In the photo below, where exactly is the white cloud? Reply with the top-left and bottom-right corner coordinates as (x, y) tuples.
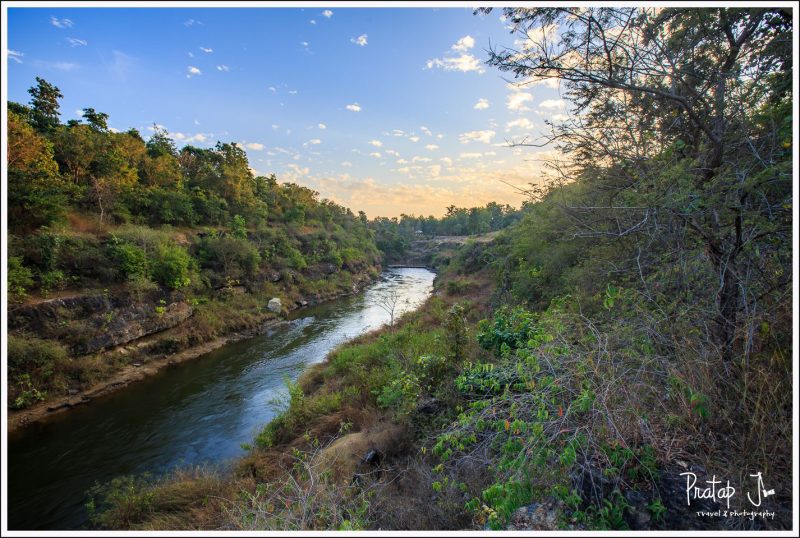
(459, 129), (495, 144)
(539, 99), (566, 110)
(184, 19), (203, 27)
(287, 163), (310, 176)
(50, 17), (73, 29)
(426, 54), (484, 74)
(7, 50), (24, 63)
(346, 103), (362, 112)
(426, 35), (484, 74)
(268, 86), (277, 93)
(369, 152), (382, 158)
(391, 129), (405, 137)
(187, 65), (202, 78)
(408, 136), (420, 143)
(300, 41), (309, 48)
(427, 164), (442, 177)
(425, 144), (439, 151)
(452, 35), (475, 52)
(245, 142), (264, 150)
(188, 51), (194, 58)
(66, 38), (87, 47)
(272, 124), (280, 130)
(396, 158), (409, 164)
(318, 123), (327, 129)
(420, 126), (432, 136)
(506, 117), (534, 131)
(507, 92), (533, 112)
(305, 139), (322, 146)
(322, 9), (333, 18)
(440, 157), (453, 166)
(351, 34), (368, 47)
(310, 19), (317, 25)
(341, 161), (353, 167)
(289, 90), (298, 95)
(199, 47), (213, 53)
(172, 132), (210, 144)
(368, 140), (383, 148)
(51, 62), (78, 71)
(473, 98), (489, 110)
(412, 156), (431, 164)
(546, 113), (569, 122)
(216, 64), (229, 72)
(385, 149), (400, 157)
(459, 152), (483, 159)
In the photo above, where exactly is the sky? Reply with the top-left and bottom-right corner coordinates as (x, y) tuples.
(5, 5), (568, 218)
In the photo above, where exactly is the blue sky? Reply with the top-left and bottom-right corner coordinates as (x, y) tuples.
(6, 6), (568, 217)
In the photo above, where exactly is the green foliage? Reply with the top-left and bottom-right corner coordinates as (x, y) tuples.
(376, 370), (420, 415)
(8, 256), (34, 303)
(476, 306), (539, 355)
(7, 335), (68, 408)
(151, 243), (193, 289)
(11, 374), (47, 409)
(108, 237), (148, 278)
(86, 474), (156, 528)
(231, 214), (248, 239)
(28, 77), (63, 133)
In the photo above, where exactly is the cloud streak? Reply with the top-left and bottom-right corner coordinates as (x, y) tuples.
(7, 50), (24, 63)
(50, 17), (73, 29)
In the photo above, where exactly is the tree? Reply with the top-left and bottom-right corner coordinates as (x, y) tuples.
(375, 287), (403, 328)
(482, 7), (792, 363)
(146, 124), (177, 158)
(7, 111), (67, 229)
(27, 77), (63, 133)
(82, 108), (110, 131)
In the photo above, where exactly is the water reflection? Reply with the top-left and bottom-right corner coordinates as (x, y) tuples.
(7, 268), (435, 530)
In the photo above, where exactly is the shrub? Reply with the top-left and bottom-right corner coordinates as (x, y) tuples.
(39, 269), (66, 294)
(196, 234), (260, 280)
(108, 237), (148, 278)
(8, 256), (34, 302)
(152, 243), (193, 289)
(7, 334), (69, 374)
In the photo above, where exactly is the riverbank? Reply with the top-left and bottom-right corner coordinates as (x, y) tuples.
(8, 267), (437, 531)
(8, 266), (381, 434)
(85, 261), (494, 531)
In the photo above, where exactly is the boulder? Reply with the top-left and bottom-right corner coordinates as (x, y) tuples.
(267, 297), (282, 313)
(317, 424), (406, 482)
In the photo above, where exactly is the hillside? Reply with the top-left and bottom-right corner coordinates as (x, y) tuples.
(7, 80), (382, 421)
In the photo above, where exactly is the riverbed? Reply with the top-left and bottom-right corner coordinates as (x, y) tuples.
(7, 267), (436, 530)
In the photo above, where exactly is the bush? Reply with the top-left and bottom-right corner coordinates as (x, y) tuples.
(152, 244), (193, 289)
(39, 269), (66, 294)
(108, 237), (148, 278)
(7, 334), (69, 374)
(8, 256), (34, 302)
(196, 234), (260, 280)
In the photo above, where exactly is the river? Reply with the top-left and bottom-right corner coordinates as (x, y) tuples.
(7, 267), (436, 530)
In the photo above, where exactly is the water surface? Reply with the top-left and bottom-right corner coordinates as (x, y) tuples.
(8, 268), (435, 530)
